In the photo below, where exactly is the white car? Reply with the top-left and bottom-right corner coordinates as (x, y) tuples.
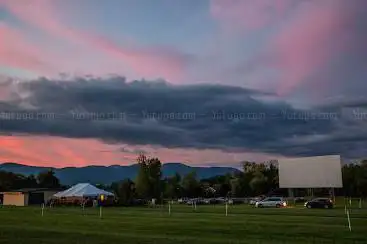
(249, 197), (262, 205)
(255, 197), (287, 208)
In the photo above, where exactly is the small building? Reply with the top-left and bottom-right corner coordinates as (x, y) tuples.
(1, 188), (62, 206)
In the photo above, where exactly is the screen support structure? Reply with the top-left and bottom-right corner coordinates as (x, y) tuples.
(288, 188), (294, 198)
(306, 188), (314, 198)
(330, 188), (336, 204)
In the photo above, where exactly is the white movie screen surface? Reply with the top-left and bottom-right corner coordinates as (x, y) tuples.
(278, 155), (343, 188)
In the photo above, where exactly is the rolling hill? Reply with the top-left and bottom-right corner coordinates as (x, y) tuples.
(0, 162), (241, 185)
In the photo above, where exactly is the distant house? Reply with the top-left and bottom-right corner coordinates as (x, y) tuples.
(0, 188), (62, 206)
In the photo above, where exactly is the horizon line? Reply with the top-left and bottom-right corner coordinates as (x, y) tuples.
(0, 162), (243, 169)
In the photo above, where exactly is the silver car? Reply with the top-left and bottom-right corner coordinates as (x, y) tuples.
(255, 197), (287, 208)
(249, 197), (262, 205)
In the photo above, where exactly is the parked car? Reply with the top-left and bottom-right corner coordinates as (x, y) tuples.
(294, 197), (306, 203)
(215, 197), (226, 204)
(186, 198), (204, 205)
(255, 197), (287, 208)
(186, 199), (196, 205)
(249, 197), (261, 205)
(178, 198), (190, 204)
(249, 195), (265, 205)
(304, 198), (333, 209)
(229, 198), (245, 204)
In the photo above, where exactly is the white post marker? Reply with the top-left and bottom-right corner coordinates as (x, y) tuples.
(41, 203), (45, 217)
(346, 209), (352, 232)
(194, 201), (197, 211)
(226, 202), (228, 216)
(168, 201), (171, 216)
(359, 199), (362, 209)
(349, 198), (352, 206)
(344, 205), (347, 214)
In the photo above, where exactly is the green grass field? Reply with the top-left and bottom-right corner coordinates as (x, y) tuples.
(1, 203), (366, 244)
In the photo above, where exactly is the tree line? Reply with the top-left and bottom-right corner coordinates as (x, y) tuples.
(1, 156), (366, 206)
(0, 170), (61, 191)
(110, 156), (367, 205)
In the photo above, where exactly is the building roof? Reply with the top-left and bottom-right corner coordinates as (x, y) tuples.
(1, 188), (64, 193)
(53, 183), (114, 198)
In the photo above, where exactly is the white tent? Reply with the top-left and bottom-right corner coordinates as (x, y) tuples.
(53, 183), (114, 198)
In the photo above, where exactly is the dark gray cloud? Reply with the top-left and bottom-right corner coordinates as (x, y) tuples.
(0, 76), (366, 159)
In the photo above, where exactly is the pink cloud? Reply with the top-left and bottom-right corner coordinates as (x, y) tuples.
(210, 0), (366, 99)
(83, 35), (191, 81)
(1, 0), (190, 81)
(0, 136), (124, 167)
(248, 0), (366, 96)
(270, 2), (348, 96)
(0, 135), (280, 167)
(210, 0), (293, 32)
(0, 23), (52, 74)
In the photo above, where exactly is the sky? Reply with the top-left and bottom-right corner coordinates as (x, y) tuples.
(0, 0), (366, 168)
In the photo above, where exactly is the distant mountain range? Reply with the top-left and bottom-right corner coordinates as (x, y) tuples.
(0, 162), (241, 185)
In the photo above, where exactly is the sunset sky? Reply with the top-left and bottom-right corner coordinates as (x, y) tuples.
(0, 0), (366, 167)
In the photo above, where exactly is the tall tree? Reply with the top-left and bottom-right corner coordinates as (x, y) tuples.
(135, 154), (162, 199)
(249, 171), (268, 196)
(116, 179), (135, 206)
(37, 170), (60, 188)
(182, 171), (201, 197)
(147, 157), (162, 199)
(230, 178), (242, 197)
(164, 173), (182, 199)
(0, 171), (21, 191)
(135, 154), (150, 199)
(24, 174), (38, 188)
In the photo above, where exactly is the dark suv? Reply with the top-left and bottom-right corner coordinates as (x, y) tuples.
(304, 198), (333, 209)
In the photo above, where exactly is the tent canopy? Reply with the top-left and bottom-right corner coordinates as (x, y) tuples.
(53, 183), (114, 198)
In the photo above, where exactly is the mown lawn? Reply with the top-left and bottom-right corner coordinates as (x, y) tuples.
(0, 204), (366, 244)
